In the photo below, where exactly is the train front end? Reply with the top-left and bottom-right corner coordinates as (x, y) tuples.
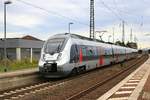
(38, 34), (71, 78)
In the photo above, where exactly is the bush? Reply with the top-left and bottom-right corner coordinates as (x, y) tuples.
(0, 58), (38, 72)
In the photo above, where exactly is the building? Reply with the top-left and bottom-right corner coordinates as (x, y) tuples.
(0, 35), (44, 62)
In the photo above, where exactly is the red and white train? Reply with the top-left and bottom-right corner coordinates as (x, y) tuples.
(39, 33), (138, 78)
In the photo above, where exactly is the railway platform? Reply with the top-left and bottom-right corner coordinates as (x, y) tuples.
(97, 55), (150, 100)
(0, 68), (38, 79)
(0, 68), (39, 92)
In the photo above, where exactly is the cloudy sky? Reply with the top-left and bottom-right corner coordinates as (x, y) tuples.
(0, 0), (150, 48)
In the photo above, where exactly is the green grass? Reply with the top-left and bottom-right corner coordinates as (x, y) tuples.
(0, 58), (38, 73)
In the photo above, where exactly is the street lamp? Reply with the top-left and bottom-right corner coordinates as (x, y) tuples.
(4, 0), (12, 72)
(68, 22), (73, 34)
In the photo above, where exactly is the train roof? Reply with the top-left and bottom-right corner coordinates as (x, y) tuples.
(48, 33), (137, 51)
(70, 34), (136, 49)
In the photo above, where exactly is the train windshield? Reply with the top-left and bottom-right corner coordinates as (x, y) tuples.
(44, 38), (65, 54)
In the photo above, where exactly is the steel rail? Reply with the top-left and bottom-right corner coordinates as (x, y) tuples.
(66, 55), (148, 100)
(0, 55), (146, 100)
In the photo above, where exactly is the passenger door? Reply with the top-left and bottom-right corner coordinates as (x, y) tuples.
(70, 44), (79, 64)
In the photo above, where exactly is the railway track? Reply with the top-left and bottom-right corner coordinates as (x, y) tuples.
(0, 61), (118, 100)
(66, 55), (148, 100)
(0, 75), (81, 100)
(0, 55), (147, 100)
(0, 67), (109, 100)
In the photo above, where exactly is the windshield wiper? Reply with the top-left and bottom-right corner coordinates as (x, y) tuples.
(56, 44), (61, 53)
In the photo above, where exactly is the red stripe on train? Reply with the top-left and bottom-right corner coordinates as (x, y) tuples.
(99, 55), (104, 65)
(79, 48), (83, 63)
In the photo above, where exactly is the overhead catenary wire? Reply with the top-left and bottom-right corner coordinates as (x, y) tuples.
(112, 0), (143, 26)
(114, 0), (145, 30)
(98, 0), (140, 33)
(98, 0), (141, 27)
(14, 0), (143, 35)
(98, 0), (132, 43)
(112, 0), (138, 17)
(15, 0), (89, 26)
(98, 0), (124, 21)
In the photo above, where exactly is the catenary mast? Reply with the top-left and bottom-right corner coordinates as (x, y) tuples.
(90, 0), (95, 39)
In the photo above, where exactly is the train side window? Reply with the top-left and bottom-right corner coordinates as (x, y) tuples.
(70, 44), (78, 63)
(99, 47), (102, 56)
(87, 47), (93, 56)
(82, 47), (87, 57)
(95, 47), (98, 57)
(92, 46), (96, 56)
(105, 49), (107, 55)
(93, 47), (97, 57)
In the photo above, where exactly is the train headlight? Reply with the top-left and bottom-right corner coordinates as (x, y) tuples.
(57, 53), (62, 60)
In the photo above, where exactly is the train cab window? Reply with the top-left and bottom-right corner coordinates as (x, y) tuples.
(44, 38), (66, 54)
